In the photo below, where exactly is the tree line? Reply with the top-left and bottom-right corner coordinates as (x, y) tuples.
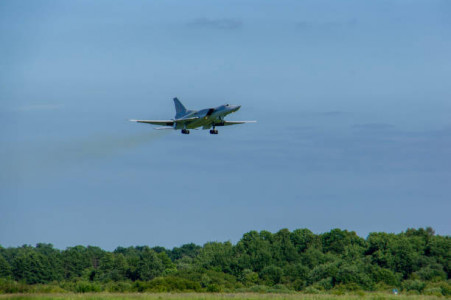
(0, 227), (449, 295)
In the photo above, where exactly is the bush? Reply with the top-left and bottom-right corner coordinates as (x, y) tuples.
(133, 277), (202, 292)
(74, 281), (102, 293)
(354, 290), (366, 297)
(304, 286), (321, 294)
(199, 270), (239, 291)
(333, 282), (362, 292)
(373, 282), (398, 292)
(240, 269), (259, 286)
(370, 266), (400, 286)
(334, 264), (373, 290)
(104, 281), (132, 292)
(315, 277), (333, 290)
(30, 283), (67, 293)
(415, 264), (447, 281)
(237, 285), (269, 293)
(423, 287), (443, 296)
(402, 279), (426, 293)
(0, 279), (31, 293)
(206, 283), (222, 292)
(260, 265), (283, 285)
(425, 281), (451, 296)
(289, 279), (306, 291)
(266, 284), (293, 293)
(407, 289), (420, 295)
(331, 288), (345, 295)
(440, 281), (451, 296)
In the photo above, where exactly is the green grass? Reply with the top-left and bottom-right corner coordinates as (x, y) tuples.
(0, 293), (447, 300)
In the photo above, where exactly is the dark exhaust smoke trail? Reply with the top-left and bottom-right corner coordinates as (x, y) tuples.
(0, 130), (171, 185)
(61, 130), (171, 159)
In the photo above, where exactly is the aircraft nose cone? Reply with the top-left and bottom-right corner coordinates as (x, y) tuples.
(234, 105), (241, 111)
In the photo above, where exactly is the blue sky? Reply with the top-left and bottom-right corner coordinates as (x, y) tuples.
(1, 0), (450, 250)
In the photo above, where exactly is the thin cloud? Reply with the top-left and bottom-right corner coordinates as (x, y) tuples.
(187, 18), (243, 30)
(296, 19), (358, 30)
(15, 104), (63, 112)
(352, 123), (395, 130)
(296, 110), (348, 117)
(320, 110), (347, 117)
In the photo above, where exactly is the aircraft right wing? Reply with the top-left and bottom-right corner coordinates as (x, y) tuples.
(130, 120), (174, 126)
(130, 117), (199, 127)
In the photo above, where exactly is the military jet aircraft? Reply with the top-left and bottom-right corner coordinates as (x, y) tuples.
(130, 98), (255, 134)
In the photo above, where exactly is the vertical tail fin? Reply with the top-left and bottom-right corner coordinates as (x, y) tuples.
(173, 97), (187, 119)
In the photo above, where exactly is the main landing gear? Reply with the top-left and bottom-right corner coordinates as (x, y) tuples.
(181, 129), (190, 134)
(210, 125), (218, 134)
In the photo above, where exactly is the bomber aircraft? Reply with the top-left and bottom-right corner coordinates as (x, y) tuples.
(130, 98), (255, 134)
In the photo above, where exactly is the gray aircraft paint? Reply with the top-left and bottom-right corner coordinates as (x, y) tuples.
(131, 98), (255, 134)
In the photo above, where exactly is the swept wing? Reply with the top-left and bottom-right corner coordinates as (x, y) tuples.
(130, 117), (199, 127)
(130, 120), (174, 126)
(214, 121), (257, 126)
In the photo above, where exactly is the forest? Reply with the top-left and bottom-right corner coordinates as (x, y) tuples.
(0, 227), (449, 296)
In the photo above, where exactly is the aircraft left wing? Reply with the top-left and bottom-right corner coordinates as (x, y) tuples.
(215, 121), (257, 126)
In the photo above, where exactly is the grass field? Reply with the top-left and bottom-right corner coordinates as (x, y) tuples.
(0, 293), (446, 300)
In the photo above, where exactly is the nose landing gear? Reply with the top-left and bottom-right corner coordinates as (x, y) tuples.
(181, 129), (190, 134)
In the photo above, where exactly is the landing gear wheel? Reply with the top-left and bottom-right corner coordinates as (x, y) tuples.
(209, 129), (218, 134)
(182, 129), (190, 134)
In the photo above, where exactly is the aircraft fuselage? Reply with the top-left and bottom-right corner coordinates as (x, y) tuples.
(131, 98), (254, 134)
(174, 104), (241, 129)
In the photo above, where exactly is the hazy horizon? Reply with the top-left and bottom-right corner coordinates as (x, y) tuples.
(1, 0), (450, 251)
